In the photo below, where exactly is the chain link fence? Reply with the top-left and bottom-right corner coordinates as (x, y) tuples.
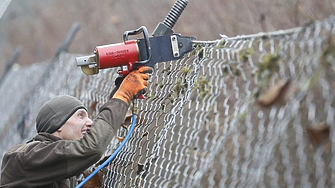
(0, 15), (335, 187)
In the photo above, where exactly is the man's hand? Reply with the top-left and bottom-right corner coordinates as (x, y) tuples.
(113, 67), (153, 105)
(108, 76), (124, 99)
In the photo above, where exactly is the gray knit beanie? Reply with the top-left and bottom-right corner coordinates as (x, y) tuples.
(36, 95), (87, 133)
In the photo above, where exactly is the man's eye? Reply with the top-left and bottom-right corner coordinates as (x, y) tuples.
(78, 114), (83, 118)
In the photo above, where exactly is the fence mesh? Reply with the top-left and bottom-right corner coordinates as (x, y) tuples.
(1, 15), (335, 187)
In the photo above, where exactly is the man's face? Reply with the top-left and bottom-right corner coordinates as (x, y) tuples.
(58, 109), (93, 140)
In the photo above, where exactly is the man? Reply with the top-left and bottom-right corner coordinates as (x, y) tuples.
(0, 67), (152, 188)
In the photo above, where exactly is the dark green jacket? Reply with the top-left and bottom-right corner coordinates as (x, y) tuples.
(0, 98), (128, 188)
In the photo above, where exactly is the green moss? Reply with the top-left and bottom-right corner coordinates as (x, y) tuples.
(320, 36), (335, 67)
(257, 53), (281, 81)
(136, 163), (145, 175)
(197, 48), (204, 59)
(253, 88), (262, 99)
(302, 36), (335, 90)
(301, 68), (322, 90)
(162, 67), (170, 73)
(214, 38), (227, 49)
(194, 76), (211, 98)
(223, 64), (241, 76)
(167, 93), (174, 104)
(192, 45), (206, 59)
(144, 93), (151, 98)
(161, 104), (165, 111)
(240, 48), (254, 62)
(173, 79), (188, 97)
(162, 67), (172, 75)
(223, 66), (229, 74)
(237, 112), (247, 122)
(231, 65), (241, 76)
(261, 35), (270, 40)
(181, 66), (192, 75)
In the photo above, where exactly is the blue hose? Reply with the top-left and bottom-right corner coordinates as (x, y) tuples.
(76, 114), (137, 188)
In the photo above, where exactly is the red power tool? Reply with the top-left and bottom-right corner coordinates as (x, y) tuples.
(76, 0), (195, 76)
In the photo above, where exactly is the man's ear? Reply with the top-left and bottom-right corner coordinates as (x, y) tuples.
(51, 128), (63, 139)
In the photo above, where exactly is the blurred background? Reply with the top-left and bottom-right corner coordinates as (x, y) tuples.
(0, 0), (334, 76)
(0, 1), (335, 187)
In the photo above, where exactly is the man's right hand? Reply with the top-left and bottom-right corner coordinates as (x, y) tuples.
(112, 67), (153, 105)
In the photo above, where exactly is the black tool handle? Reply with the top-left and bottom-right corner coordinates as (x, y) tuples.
(123, 26), (151, 64)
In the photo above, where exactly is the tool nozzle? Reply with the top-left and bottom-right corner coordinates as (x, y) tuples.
(75, 55), (99, 75)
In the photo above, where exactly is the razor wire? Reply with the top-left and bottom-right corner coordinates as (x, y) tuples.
(0, 15), (335, 187)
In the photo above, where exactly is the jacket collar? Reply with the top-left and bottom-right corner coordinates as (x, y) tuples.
(27, 132), (62, 143)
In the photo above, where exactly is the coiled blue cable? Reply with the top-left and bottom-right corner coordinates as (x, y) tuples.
(76, 114), (137, 188)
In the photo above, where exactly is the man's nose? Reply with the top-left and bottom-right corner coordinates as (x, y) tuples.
(86, 118), (93, 127)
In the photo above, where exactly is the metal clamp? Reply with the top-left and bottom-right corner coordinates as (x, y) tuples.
(171, 35), (180, 57)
